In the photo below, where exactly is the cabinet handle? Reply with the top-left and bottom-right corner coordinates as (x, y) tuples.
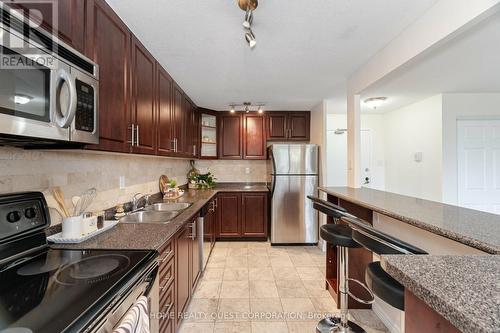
(129, 124), (135, 146)
(136, 125), (140, 146)
(174, 138), (178, 152)
(187, 222), (196, 240)
(170, 139), (175, 151)
(162, 303), (173, 316)
(159, 276), (174, 290)
(158, 250), (173, 263)
(193, 144), (196, 156)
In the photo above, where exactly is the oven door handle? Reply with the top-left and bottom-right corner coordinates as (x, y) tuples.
(54, 68), (77, 128)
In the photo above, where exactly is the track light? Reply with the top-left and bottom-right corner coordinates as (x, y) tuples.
(230, 105), (235, 113)
(258, 106), (263, 114)
(245, 30), (256, 49)
(243, 9), (253, 28)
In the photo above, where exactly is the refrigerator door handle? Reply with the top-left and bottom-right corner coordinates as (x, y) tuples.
(269, 174), (276, 197)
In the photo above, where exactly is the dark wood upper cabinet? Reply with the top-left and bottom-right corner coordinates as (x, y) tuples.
(243, 114), (266, 160)
(157, 66), (174, 156)
(172, 84), (184, 155)
(266, 112), (288, 141)
(131, 37), (156, 154)
(192, 106), (200, 158)
(266, 111), (310, 142)
(182, 96), (193, 156)
(241, 193), (268, 237)
(218, 113), (243, 159)
(288, 112), (310, 141)
(85, 0), (131, 152)
(217, 193), (241, 238)
(7, 0), (87, 54)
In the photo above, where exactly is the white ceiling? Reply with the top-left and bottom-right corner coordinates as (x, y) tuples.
(360, 9), (500, 113)
(106, 0), (437, 111)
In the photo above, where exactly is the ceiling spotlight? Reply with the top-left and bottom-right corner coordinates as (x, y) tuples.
(243, 102), (251, 113)
(258, 105), (263, 113)
(243, 9), (253, 28)
(364, 97), (387, 110)
(245, 30), (256, 49)
(230, 105), (235, 113)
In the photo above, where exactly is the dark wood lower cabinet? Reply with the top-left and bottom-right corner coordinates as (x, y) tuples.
(158, 240), (174, 333)
(217, 193), (241, 238)
(217, 192), (268, 239)
(241, 193), (268, 237)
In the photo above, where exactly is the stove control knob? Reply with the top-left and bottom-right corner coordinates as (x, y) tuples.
(25, 207), (37, 219)
(7, 211), (21, 223)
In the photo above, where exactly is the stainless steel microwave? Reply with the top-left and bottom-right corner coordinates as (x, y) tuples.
(0, 5), (99, 146)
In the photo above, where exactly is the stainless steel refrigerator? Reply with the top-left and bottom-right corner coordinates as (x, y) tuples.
(268, 144), (319, 245)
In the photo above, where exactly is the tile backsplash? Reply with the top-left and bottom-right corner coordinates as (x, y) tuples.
(196, 159), (267, 183)
(0, 147), (268, 225)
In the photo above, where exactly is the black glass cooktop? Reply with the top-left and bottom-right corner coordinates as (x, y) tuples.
(0, 248), (154, 333)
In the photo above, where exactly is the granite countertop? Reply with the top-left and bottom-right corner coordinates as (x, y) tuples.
(381, 255), (500, 333)
(50, 183), (268, 251)
(319, 186), (500, 254)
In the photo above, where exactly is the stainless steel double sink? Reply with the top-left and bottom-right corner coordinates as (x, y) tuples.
(119, 202), (192, 224)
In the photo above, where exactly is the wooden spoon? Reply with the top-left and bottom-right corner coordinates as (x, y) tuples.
(43, 190), (66, 218)
(51, 187), (71, 217)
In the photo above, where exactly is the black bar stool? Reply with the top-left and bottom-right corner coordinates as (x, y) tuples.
(308, 195), (346, 223)
(309, 196), (374, 333)
(341, 215), (427, 312)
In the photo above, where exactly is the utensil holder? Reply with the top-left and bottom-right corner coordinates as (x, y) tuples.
(62, 215), (83, 238)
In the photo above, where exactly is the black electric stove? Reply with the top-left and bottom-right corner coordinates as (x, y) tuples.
(0, 192), (157, 333)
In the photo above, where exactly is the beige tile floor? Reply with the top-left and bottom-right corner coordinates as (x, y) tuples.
(179, 241), (388, 333)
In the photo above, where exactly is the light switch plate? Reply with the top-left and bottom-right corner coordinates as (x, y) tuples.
(414, 152), (423, 162)
(119, 176), (126, 189)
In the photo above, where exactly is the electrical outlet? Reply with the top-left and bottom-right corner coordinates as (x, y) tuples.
(245, 167), (251, 174)
(119, 176), (126, 189)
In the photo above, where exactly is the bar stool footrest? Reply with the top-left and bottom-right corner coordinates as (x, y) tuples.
(347, 278), (375, 305)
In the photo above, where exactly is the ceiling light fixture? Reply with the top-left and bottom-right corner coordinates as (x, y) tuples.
(245, 30), (256, 49)
(239, 0), (258, 49)
(228, 102), (265, 113)
(364, 97), (387, 110)
(14, 94), (33, 105)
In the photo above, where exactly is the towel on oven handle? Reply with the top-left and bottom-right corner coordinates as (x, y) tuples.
(113, 296), (150, 333)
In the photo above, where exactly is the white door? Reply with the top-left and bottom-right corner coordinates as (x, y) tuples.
(457, 119), (500, 214)
(360, 130), (373, 188)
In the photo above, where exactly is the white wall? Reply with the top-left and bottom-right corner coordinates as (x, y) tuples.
(346, 0), (500, 190)
(325, 95), (443, 202)
(383, 95), (443, 201)
(326, 113), (348, 186)
(325, 113), (385, 189)
(441, 93), (500, 204)
(310, 101), (328, 187)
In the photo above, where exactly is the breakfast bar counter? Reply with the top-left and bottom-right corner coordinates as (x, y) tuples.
(318, 186), (500, 333)
(319, 186), (500, 254)
(381, 255), (500, 333)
